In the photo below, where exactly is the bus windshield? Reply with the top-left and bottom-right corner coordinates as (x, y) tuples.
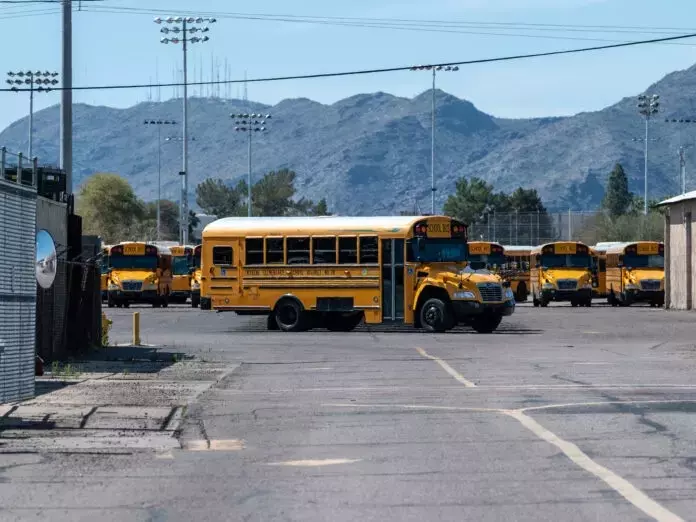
(192, 255), (201, 269)
(624, 254), (664, 269)
(109, 255), (157, 270)
(408, 239), (467, 263)
(172, 256), (191, 275)
(467, 254), (506, 270)
(541, 254), (591, 269)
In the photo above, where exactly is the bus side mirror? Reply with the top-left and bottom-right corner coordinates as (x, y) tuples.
(502, 281), (511, 288)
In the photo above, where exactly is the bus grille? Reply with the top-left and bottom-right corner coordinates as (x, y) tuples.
(477, 283), (503, 302)
(122, 281), (142, 292)
(557, 279), (577, 291)
(640, 280), (661, 291)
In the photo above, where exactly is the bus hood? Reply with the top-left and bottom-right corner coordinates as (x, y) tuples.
(109, 270), (157, 284)
(542, 268), (592, 285)
(625, 268), (664, 285)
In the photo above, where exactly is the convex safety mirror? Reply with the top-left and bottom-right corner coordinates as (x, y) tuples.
(36, 229), (57, 289)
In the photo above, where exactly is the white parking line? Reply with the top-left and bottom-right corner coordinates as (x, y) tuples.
(416, 347), (476, 387)
(417, 348), (685, 522)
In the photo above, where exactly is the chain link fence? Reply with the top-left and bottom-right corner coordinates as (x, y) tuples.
(468, 211), (664, 246)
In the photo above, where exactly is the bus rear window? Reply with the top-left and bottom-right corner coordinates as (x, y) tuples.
(213, 246), (233, 266)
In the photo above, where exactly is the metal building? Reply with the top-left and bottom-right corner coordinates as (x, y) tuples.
(657, 191), (696, 310)
(0, 164), (37, 402)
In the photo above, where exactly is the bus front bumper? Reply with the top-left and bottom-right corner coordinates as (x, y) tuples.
(453, 300), (515, 320)
(108, 290), (159, 303)
(542, 288), (592, 302)
(624, 289), (664, 304)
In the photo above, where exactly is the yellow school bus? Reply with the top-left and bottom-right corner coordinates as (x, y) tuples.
(467, 242), (529, 302)
(201, 216), (516, 333)
(169, 245), (194, 304)
(191, 244), (203, 308)
(106, 242), (173, 308)
(99, 245), (111, 301)
(589, 247), (607, 298)
(502, 245), (532, 302)
(604, 241), (665, 307)
(531, 241), (594, 307)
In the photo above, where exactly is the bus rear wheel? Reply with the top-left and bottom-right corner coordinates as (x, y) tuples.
(274, 299), (308, 332)
(419, 298), (451, 333)
(325, 312), (363, 332)
(515, 283), (528, 302)
(191, 295), (200, 308)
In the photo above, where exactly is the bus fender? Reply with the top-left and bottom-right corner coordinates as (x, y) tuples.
(413, 280), (450, 312)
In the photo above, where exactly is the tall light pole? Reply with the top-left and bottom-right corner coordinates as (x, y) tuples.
(410, 64), (459, 214)
(6, 71), (59, 159)
(144, 119), (177, 241)
(638, 94), (659, 215)
(61, 0), (72, 193)
(155, 15), (215, 244)
(231, 113), (271, 217)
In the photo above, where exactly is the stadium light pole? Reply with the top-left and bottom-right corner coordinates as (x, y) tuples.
(231, 113), (271, 217)
(155, 15), (215, 244)
(6, 70), (59, 159)
(144, 119), (178, 241)
(638, 94), (659, 215)
(410, 64), (459, 214)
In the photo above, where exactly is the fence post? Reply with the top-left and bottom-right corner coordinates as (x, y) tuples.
(17, 152), (23, 184)
(0, 147), (5, 180)
(32, 156), (38, 188)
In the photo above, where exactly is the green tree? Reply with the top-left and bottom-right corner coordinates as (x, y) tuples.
(142, 199), (180, 240)
(188, 210), (200, 242)
(76, 173), (144, 244)
(602, 163), (632, 218)
(443, 177), (498, 225)
(195, 178), (244, 217)
(313, 198), (330, 216)
(507, 187), (547, 213)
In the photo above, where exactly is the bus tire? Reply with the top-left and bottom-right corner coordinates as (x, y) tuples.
(471, 313), (502, 333)
(191, 296), (200, 308)
(162, 298), (169, 308)
(107, 296), (115, 308)
(515, 283), (528, 302)
(532, 293), (540, 307)
(419, 298), (451, 333)
(325, 312), (363, 332)
(123, 302), (130, 308)
(267, 313), (280, 330)
(274, 298), (308, 332)
(571, 300), (578, 307)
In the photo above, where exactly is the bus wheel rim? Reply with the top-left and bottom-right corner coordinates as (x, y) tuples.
(424, 305), (440, 326)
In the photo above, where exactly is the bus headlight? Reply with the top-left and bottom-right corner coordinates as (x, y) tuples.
(108, 283), (119, 291)
(453, 291), (476, 299)
(542, 283), (555, 290)
(191, 281), (200, 290)
(625, 283), (640, 290)
(581, 283), (592, 289)
(504, 288), (515, 300)
(142, 282), (156, 290)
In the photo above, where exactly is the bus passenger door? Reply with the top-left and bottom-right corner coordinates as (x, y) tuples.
(381, 239), (405, 323)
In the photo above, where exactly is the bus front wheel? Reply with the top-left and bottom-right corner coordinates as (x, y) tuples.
(515, 283), (528, 302)
(471, 313), (502, 334)
(274, 299), (308, 332)
(419, 298), (451, 333)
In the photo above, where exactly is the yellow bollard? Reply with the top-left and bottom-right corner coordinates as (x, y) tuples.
(132, 312), (140, 346)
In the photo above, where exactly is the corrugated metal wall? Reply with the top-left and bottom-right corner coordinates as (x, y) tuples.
(666, 200), (696, 310)
(0, 178), (36, 402)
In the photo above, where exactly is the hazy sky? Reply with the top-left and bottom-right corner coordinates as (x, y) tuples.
(2, 0), (696, 130)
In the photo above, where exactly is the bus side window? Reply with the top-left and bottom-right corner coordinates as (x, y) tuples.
(339, 237), (357, 264)
(245, 239), (264, 265)
(266, 238), (284, 264)
(288, 237), (310, 264)
(213, 246), (233, 266)
(312, 237), (336, 264)
(359, 237), (378, 264)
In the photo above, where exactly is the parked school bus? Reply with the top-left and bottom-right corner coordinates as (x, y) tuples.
(502, 245), (532, 302)
(191, 244), (203, 308)
(466, 242), (529, 302)
(604, 241), (665, 307)
(590, 247), (607, 299)
(169, 245), (193, 304)
(99, 245), (111, 301)
(106, 242), (173, 308)
(201, 216), (515, 333)
(531, 241), (594, 307)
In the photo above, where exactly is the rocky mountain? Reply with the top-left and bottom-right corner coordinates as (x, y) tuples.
(3, 62), (696, 215)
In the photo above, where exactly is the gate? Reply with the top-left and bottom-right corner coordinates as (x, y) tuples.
(0, 150), (37, 402)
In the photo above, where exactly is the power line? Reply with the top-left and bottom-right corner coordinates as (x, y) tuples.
(2, 31), (696, 94)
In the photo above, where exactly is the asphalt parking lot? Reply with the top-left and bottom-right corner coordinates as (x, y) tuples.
(6, 302), (696, 521)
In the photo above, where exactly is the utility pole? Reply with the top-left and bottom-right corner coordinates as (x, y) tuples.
(637, 94), (660, 215)
(61, 0), (73, 193)
(231, 113), (271, 217)
(156, 15), (215, 244)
